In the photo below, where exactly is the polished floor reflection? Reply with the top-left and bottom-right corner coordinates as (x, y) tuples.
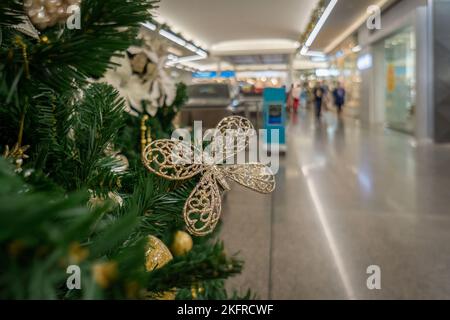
(221, 110), (450, 300)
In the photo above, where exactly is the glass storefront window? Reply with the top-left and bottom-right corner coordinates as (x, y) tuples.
(336, 53), (361, 112)
(328, 37), (362, 119)
(383, 27), (416, 133)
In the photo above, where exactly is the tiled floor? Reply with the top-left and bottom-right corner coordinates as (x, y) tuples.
(221, 110), (450, 299)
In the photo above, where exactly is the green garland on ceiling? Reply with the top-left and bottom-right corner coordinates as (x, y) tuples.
(299, 0), (327, 46)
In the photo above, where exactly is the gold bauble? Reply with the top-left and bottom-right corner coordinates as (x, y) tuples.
(145, 236), (176, 300)
(191, 286), (198, 300)
(92, 261), (118, 289)
(158, 291), (176, 300)
(191, 284), (205, 300)
(170, 231), (193, 257)
(40, 35), (50, 44)
(146, 289), (176, 301)
(24, 0), (82, 30)
(68, 242), (89, 264)
(145, 235), (173, 271)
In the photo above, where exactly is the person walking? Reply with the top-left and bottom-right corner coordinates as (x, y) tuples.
(286, 84), (294, 114)
(321, 81), (330, 111)
(300, 83), (309, 110)
(332, 82), (346, 117)
(292, 84), (301, 114)
(313, 82), (324, 119)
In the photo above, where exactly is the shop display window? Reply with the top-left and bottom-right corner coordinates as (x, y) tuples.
(383, 27), (416, 133)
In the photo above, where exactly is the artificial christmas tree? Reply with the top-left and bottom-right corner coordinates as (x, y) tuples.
(0, 0), (247, 300)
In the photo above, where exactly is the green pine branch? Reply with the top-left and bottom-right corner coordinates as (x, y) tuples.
(0, 1), (24, 27)
(0, 0), (250, 301)
(31, 83), (126, 194)
(146, 241), (243, 294)
(0, 0), (158, 92)
(0, 158), (102, 299)
(176, 280), (255, 300)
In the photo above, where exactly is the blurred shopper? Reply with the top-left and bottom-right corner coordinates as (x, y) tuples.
(332, 82), (346, 117)
(313, 82), (324, 119)
(286, 84), (294, 113)
(300, 83), (309, 109)
(292, 84), (301, 114)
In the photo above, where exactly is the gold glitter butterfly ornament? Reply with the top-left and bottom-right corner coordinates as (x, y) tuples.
(142, 116), (276, 237)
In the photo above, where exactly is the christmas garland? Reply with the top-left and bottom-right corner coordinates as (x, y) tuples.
(299, 0), (326, 46)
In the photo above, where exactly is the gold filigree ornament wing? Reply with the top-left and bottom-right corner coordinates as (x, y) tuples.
(184, 171), (222, 237)
(142, 139), (204, 180)
(212, 116), (256, 162)
(142, 116), (276, 237)
(222, 164), (276, 194)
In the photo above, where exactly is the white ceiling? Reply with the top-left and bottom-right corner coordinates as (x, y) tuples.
(156, 0), (319, 53)
(310, 0), (392, 52)
(155, 0), (394, 71)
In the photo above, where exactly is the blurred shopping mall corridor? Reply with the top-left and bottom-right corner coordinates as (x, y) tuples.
(221, 110), (450, 300)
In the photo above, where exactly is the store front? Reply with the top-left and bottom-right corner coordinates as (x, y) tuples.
(328, 35), (362, 119)
(357, 0), (431, 141)
(383, 27), (416, 134)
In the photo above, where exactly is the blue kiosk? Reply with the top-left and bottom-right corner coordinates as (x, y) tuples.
(262, 87), (287, 153)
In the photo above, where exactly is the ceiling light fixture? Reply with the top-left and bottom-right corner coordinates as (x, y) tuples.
(167, 54), (179, 61)
(159, 29), (186, 47)
(324, 0), (390, 53)
(303, 50), (326, 57)
(300, 46), (309, 55)
(141, 21), (156, 31)
(166, 55), (205, 66)
(159, 29), (208, 59)
(352, 45), (362, 53)
(300, 0), (339, 56)
(141, 20), (208, 74)
(196, 49), (208, 58)
(185, 43), (198, 52)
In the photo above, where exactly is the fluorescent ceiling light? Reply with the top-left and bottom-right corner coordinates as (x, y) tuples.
(212, 39), (300, 55)
(196, 49), (208, 58)
(185, 43), (198, 52)
(167, 54), (178, 61)
(304, 0), (339, 48)
(159, 29), (186, 47)
(184, 45), (207, 57)
(176, 55), (205, 63)
(352, 45), (362, 53)
(300, 46), (309, 55)
(166, 55), (205, 66)
(141, 21), (156, 31)
(299, 0), (339, 56)
(316, 68), (340, 77)
(304, 50), (326, 57)
(159, 29), (208, 60)
(142, 19), (208, 72)
(311, 56), (328, 62)
(324, 0), (390, 53)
